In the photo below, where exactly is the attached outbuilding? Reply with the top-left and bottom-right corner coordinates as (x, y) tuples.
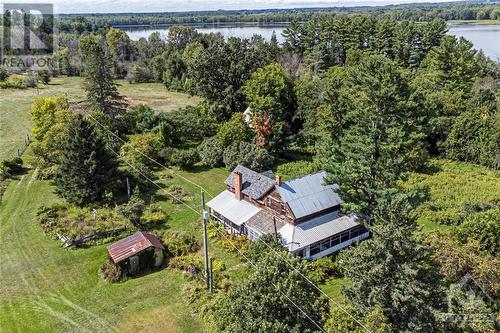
(107, 231), (165, 274)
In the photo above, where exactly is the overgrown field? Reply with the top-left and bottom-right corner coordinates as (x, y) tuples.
(404, 159), (500, 231)
(0, 76), (200, 160)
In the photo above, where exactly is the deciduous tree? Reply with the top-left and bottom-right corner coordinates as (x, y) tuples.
(212, 243), (328, 333)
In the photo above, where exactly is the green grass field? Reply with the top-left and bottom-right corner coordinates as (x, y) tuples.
(0, 164), (204, 333)
(0, 76), (200, 160)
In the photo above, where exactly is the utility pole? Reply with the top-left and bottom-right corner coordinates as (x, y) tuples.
(126, 177), (131, 198)
(273, 217), (278, 241)
(208, 257), (213, 293)
(202, 191), (210, 291)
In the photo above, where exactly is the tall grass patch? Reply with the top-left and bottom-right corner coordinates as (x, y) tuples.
(404, 159), (500, 225)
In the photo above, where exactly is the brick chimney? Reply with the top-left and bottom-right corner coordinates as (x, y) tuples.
(275, 175), (281, 186)
(234, 171), (243, 200)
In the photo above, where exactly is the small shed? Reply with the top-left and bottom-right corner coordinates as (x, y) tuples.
(107, 231), (165, 274)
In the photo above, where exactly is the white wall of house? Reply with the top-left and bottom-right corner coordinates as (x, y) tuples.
(246, 225), (263, 242)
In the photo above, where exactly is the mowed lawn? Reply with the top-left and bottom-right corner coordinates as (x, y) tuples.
(0, 76), (200, 160)
(0, 164), (208, 333)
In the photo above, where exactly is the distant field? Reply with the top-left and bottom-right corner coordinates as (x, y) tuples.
(0, 76), (200, 160)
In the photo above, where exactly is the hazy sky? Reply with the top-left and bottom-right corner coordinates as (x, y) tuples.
(2, 0), (463, 14)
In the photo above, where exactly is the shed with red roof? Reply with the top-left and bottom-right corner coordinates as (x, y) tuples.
(107, 231), (165, 273)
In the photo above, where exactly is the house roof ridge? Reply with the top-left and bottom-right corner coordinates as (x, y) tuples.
(280, 170), (327, 184)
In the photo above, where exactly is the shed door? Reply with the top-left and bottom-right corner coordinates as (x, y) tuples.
(130, 255), (139, 273)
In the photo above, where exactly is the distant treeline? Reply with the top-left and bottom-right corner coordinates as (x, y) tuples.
(55, 1), (500, 30)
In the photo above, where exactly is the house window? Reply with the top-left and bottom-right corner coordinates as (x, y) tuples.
(267, 197), (272, 207)
(310, 243), (321, 256)
(340, 231), (350, 243)
(320, 239), (330, 251)
(331, 235), (340, 246)
(295, 249), (305, 258)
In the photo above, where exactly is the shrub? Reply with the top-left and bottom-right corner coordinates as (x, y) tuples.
(444, 107), (499, 169)
(429, 235), (500, 297)
(116, 190), (146, 226)
(223, 142), (274, 172)
(169, 148), (200, 169)
(454, 208), (500, 256)
(0, 75), (27, 89)
(217, 234), (252, 256)
(0, 157), (23, 179)
(169, 253), (203, 277)
(158, 146), (176, 164)
(183, 281), (216, 317)
(306, 256), (342, 284)
(459, 202), (495, 221)
(26, 71), (38, 88)
(36, 203), (130, 243)
(127, 104), (158, 133)
(403, 159), (500, 225)
(277, 160), (317, 180)
(161, 231), (200, 257)
(0, 66), (9, 81)
(141, 204), (168, 227)
(216, 113), (252, 148)
(100, 260), (124, 283)
(158, 105), (216, 143)
(119, 132), (163, 169)
(38, 69), (50, 84)
(198, 136), (224, 167)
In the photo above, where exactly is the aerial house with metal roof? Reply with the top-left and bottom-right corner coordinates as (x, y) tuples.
(207, 165), (370, 260)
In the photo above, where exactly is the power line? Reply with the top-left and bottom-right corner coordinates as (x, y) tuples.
(82, 111), (367, 332)
(85, 111), (214, 198)
(255, 237), (373, 333)
(105, 136), (326, 332)
(210, 225), (327, 333)
(106, 145), (203, 217)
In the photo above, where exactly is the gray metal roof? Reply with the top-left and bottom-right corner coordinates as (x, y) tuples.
(277, 171), (341, 219)
(246, 210), (286, 235)
(225, 165), (276, 200)
(279, 211), (360, 251)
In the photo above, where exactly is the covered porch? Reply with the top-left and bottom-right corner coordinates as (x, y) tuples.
(207, 190), (260, 235)
(279, 211), (371, 260)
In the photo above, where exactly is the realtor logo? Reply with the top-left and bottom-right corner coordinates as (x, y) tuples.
(1, 3), (57, 69)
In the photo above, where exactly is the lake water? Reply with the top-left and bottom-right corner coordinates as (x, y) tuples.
(123, 23), (500, 60)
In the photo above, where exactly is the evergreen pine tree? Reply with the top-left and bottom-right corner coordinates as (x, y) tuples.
(56, 115), (118, 206)
(318, 55), (425, 218)
(79, 34), (124, 119)
(340, 193), (445, 333)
